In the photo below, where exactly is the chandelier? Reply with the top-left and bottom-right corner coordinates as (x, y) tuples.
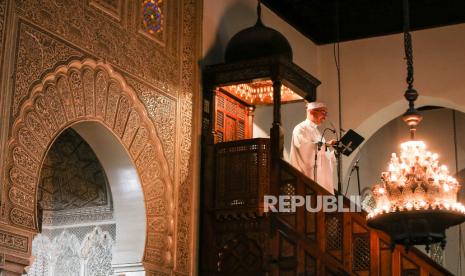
(366, 0), (465, 251)
(220, 80), (301, 105)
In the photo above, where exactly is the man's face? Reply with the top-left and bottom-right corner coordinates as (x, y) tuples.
(308, 107), (328, 125)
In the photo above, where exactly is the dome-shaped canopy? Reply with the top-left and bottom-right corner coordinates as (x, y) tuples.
(224, 8), (293, 63)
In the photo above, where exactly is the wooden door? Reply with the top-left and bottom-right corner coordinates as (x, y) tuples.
(214, 90), (251, 143)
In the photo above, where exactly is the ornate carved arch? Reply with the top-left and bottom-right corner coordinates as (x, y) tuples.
(5, 59), (174, 268)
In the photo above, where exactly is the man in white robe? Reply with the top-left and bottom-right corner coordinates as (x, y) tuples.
(289, 102), (336, 194)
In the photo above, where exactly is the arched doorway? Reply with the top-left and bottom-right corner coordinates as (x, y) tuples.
(5, 59), (174, 272)
(28, 122), (146, 275)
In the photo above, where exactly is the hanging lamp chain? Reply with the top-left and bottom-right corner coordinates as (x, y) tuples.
(256, 0), (263, 26)
(402, 0), (422, 139)
(403, 0), (413, 88)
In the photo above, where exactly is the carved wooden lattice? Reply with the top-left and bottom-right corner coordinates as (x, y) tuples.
(305, 253), (317, 275)
(353, 234), (370, 272)
(326, 215), (343, 251)
(280, 182), (296, 196)
(215, 139), (270, 211)
(214, 90), (251, 143)
(217, 235), (263, 274)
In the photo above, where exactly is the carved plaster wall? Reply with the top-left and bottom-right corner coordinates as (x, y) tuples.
(0, 0), (201, 273)
(4, 58), (175, 271)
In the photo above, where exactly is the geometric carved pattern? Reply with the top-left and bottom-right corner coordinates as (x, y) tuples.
(10, 0), (200, 273)
(217, 235), (263, 274)
(127, 78), (176, 174)
(6, 59), (173, 268)
(353, 234), (370, 271)
(14, 1), (179, 93)
(12, 22), (83, 119)
(280, 183), (296, 196)
(89, 0), (123, 21)
(326, 215), (343, 251)
(174, 0), (199, 271)
(38, 128), (110, 211)
(0, 0), (6, 69)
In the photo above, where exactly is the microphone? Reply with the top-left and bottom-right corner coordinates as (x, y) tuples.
(329, 121), (346, 137)
(319, 128), (335, 151)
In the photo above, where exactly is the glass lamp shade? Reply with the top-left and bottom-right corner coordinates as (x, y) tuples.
(367, 140), (465, 250)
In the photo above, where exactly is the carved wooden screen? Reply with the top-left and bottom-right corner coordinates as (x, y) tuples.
(214, 90), (251, 143)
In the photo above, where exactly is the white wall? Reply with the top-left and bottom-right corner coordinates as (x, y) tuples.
(318, 24), (465, 180)
(73, 122), (146, 274)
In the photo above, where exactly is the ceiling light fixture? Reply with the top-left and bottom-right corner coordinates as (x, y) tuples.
(366, 0), (465, 252)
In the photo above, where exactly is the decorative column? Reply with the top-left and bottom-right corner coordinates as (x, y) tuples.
(270, 78), (284, 161)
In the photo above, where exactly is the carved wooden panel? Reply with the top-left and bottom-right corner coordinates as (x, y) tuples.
(215, 139), (270, 212)
(351, 221), (370, 274)
(214, 91), (251, 143)
(217, 234), (263, 274)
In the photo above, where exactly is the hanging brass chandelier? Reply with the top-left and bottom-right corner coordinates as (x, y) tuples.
(366, 0), (465, 251)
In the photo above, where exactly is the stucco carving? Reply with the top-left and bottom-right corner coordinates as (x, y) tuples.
(0, 228), (29, 253)
(3, 0), (200, 273)
(127, 77), (176, 174)
(28, 227), (114, 276)
(5, 59), (174, 268)
(14, 0), (179, 95)
(13, 22), (83, 118)
(174, 0), (199, 273)
(89, 0), (124, 21)
(0, 0), (6, 62)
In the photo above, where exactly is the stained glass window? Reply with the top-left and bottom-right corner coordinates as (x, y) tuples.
(142, 0), (163, 35)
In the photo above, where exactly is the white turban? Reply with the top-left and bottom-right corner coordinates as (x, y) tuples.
(306, 102), (327, 110)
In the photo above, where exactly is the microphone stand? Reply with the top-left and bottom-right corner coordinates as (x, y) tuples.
(355, 162), (361, 196)
(314, 128), (333, 182)
(335, 144), (342, 193)
(329, 122), (343, 193)
(313, 143), (319, 181)
(344, 158), (361, 196)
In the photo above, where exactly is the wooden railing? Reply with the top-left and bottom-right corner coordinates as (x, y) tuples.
(273, 160), (453, 276)
(201, 138), (453, 275)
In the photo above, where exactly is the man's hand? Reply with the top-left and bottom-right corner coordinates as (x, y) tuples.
(327, 139), (337, 146)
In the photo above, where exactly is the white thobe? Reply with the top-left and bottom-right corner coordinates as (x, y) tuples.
(289, 119), (336, 194)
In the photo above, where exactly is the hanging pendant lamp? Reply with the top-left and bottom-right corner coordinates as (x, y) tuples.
(366, 0), (465, 252)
